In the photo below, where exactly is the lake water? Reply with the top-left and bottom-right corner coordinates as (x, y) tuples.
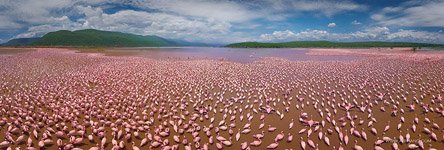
(94, 47), (362, 63)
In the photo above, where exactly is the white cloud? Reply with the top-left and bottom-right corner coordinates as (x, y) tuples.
(260, 29), (337, 42)
(14, 6), (239, 44)
(142, 0), (260, 23)
(260, 30), (296, 41)
(328, 23), (336, 28)
(0, 0), (74, 24)
(350, 27), (390, 40)
(78, 7), (235, 43)
(268, 0), (367, 17)
(351, 20), (361, 25)
(0, 0), (117, 32)
(372, 1), (444, 27)
(259, 27), (444, 43)
(386, 29), (443, 42)
(1, 0), (261, 43)
(14, 22), (83, 39)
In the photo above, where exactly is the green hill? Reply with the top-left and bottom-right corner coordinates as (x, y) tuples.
(1, 37), (41, 46)
(31, 29), (180, 47)
(226, 41), (444, 48)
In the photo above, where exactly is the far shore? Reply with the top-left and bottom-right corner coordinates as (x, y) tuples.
(1, 46), (443, 56)
(1, 46), (441, 50)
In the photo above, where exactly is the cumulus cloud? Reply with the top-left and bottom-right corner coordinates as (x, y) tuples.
(350, 27), (390, 40)
(259, 30), (296, 41)
(351, 20), (361, 25)
(386, 29), (444, 42)
(14, 6), (238, 43)
(260, 30), (337, 42)
(3, 0), (264, 43)
(328, 23), (336, 28)
(259, 27), (444, 43)
(372, 1), (444, 27)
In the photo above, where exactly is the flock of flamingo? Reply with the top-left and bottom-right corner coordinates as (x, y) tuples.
(0, 48), (443, 150)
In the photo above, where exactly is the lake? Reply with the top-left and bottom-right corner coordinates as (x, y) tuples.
(81, 47), (363, 63)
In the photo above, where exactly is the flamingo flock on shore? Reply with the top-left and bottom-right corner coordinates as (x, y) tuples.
(0, 48), (443, 150)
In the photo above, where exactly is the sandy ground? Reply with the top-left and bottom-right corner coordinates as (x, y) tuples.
(0, 48), (444, 150)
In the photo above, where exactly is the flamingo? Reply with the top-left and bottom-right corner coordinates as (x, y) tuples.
(236, 129), (241, 141)
(222, 137), (232, 146)
(307, 139), (315, 148)
(253, 131), (265, 139)
(324, 136), (330, 146)
(300, 137), (306, 150)
(268, 125), (276, 132)
(344, 134), (349, 145)
(408, 144), (418, 149)
(287, 133), (293, 142)
(237, 142), (246, 149)
(274, 131), (284, 142)
(266, 142), (279, 149)
(250, 139), (262, 146)
(392, 142), (399, 150)
(289, 119), (294, 129)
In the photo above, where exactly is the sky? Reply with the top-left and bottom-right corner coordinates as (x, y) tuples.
(1, 0), (444, 44)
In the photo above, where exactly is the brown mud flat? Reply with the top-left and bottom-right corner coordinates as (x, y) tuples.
(0, 48), (444, 150)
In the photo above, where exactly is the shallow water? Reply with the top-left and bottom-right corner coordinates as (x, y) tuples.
(84, 47), (363, 63)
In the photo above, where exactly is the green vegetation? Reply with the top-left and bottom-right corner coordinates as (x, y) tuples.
(226, 41), (444, 48)
(31, 29), (179, 47)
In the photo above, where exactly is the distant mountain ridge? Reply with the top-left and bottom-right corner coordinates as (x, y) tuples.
(226, 41), (444, 48)
(1, 29), (210, 47)
(31, 29), (180, 47)
(1, 37), (41, 46)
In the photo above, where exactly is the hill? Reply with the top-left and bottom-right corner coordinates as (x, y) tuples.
(31, 29), (180, 47)
(1, 37), (41, 46)
(226, 41), (444, 48)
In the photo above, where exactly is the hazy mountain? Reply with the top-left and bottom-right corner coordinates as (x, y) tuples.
(1, 37), (40, 46)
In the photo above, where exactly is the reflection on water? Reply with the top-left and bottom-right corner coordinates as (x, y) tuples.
(96, 47), (362, 63)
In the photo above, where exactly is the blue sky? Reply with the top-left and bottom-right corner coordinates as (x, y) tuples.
(1, 0), (443, 44)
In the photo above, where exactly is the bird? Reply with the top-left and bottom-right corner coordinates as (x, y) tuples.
(274, 131), (284, 142)
(300, 137), (306, 150)
(266, 142), (279, 149)
(250, 139), (262, 146)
